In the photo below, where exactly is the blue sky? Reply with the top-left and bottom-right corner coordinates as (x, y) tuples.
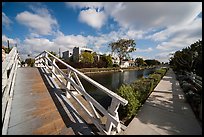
(2, 2), (202, 62)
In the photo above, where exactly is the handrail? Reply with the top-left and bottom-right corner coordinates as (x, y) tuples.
(2, 47), (20, 135)
(35, 51), (128, 135)
(36, 51), (128, 106)
(185, 71), (202, 89)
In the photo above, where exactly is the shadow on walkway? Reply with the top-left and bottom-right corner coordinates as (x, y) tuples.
(123, 68), (202, 135)
(38, 67), (96, 135)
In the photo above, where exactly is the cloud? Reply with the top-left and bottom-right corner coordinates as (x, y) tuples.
(2, 12), (12, 29)
(136, 47), (153, 52)
(155, 18), (202, 51)
(104, 2), (202, 30)
(16, 9), (58, 35)
(2, 35), (19, 46)
(78, 8), (107, 29)
(18, 37), (55, 58)
(66, 2), (104, 9)
(53, 34), (88, 51)
(155, 51), (175, 62)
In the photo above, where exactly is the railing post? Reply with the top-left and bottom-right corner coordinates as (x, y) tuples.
(200, 99), (202, 120)
(52, 58), (56, 78)
(45, 52), (49, 69)
(66, 68), (71, 98)
(105, 98), (121, 135)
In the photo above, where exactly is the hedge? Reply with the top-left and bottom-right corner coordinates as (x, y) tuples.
(116, 67), (168, 125)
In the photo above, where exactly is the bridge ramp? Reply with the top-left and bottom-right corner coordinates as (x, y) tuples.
(7, 67), (94, 135)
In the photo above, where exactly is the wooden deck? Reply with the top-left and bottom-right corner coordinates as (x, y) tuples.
(7, 67), (95, 135)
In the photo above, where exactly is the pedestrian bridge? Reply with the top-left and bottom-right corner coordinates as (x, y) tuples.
(2, 47), (128, 135)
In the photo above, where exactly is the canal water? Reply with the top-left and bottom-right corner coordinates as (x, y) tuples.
(80, 67), (158, 109)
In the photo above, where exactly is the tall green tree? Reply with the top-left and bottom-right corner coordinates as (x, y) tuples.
(109, 39), (136, 65)
(80, 52), (94, 64)
(25, 58), (35, 67)
(135, 58), (145, 67)
(101, 54), (113, 67)
(144, 59), (160, 66)
(169, 40), (202, 76)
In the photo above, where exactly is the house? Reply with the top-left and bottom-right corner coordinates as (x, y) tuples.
(62, 50), (72, 61)
(120, 59), (135, 68)
(72, 47), (93, 63)
(120, 60), (129, 68)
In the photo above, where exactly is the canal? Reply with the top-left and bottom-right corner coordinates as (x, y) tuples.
(80, 67), (159, 109)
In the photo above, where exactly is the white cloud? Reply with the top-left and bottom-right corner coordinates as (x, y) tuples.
(2, 12), (12, 29)
(79, 8), (107, 29)
(155, 51), (175, 62)
(136, 47), (153, 52)
(126, 30), (144, 39)
(66, 2), (104, 9)
(53, 34), (88, 51)
(155, 17), (202, 51)
(104, 2), (202, 30)
(21, 37), (55, 56)
(16, 9), (58, 35)
(2, 35), (19, 46)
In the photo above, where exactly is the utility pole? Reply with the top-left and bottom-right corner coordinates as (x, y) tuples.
(7, 40), (10, 49)
(59, 48), (61, 58)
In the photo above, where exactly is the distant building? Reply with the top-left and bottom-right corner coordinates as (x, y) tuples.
(72, 47), (93, 63)
(62, 50), (72, 61)
(120, 59), (135, 68)
(120, 60), (129, 68)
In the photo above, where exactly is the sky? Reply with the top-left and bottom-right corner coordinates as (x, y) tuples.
(2, 2), (202, 62)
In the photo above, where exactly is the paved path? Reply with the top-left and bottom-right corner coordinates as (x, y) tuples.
(122, 68), (202, 135)
(7, 67), (94, 135)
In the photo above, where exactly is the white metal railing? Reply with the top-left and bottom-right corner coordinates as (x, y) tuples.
(185, 71), (202, 89)
(2, 47), (20, 135)
(185, 71), (202, 121)
(35, 51), (128, 135)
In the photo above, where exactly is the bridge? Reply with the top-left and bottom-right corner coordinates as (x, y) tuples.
(2, 47), (128, 135)
(2, 47), (202, 135)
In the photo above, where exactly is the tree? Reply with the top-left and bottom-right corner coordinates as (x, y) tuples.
(109, 39), (136, 66)
(80, 52), (94, 64)
(169, 40), (202, 76)
(145, 59), (160, 66)
(135, 58), (145, 67)
(48, 51), (57, 57)
(101, 54), (113, 67)
(25, 58), (35, 67)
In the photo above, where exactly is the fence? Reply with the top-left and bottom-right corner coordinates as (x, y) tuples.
(2, 47), (20, 135)
(185, 71), (202, 121)
(35, 51), (128, 135)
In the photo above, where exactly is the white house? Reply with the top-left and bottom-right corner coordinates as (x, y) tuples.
(120, 60), (135, 68)
(120, 61), (129, 68)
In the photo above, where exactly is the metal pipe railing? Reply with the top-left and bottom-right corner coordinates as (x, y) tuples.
(2, 47), (20, 135)
(35, 51), (128, 135)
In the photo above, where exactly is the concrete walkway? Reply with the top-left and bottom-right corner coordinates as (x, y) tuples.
(122, 68), (202, 135)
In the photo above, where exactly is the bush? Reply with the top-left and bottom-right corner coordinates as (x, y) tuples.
(116, 67), (168, 124)
(117, 84), (141, 119)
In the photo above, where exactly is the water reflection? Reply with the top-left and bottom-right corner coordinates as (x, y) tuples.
(80, 67), (157, 109)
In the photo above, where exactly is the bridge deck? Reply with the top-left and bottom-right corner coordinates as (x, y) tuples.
(7, 67), (94, 135)
(122, 68), (202, 135)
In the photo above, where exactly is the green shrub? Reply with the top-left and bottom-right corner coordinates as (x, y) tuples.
(117, 84), (141, 119)
(149, 73), (161, 86)
(116, 67), (168, 123)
